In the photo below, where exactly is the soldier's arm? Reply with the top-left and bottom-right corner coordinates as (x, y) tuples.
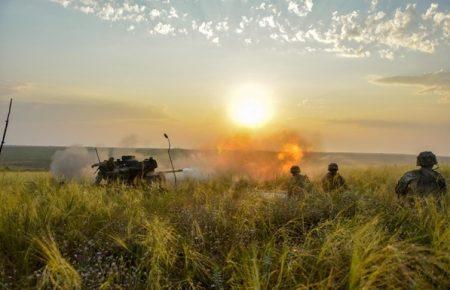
(305, 175), (314, 190)
(395, 181), (407, 196)
(437, 174), (447, 195)
(340, 175), (348, 189)
(322, 176), (332, 191)
(305, 175), (311, 184)
(395, 172), (415, 196)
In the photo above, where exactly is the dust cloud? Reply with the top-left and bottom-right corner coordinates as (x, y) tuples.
(50, 147), (96, 181)
(175, 130), (316, 180)
(118, 133), (140, 148)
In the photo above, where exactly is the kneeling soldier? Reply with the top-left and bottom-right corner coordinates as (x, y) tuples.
(322, 163), (346, 192)
(287, 165), (311, 198)
(395, 151), (447, 198)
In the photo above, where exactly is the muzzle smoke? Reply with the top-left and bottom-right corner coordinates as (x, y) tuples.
(50, 147), (95, 181)
(176, 130), (314, 180)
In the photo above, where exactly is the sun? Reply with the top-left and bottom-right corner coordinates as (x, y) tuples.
(228, 84), (273, 128)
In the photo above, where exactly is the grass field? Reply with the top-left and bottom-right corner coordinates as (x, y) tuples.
(0, 166), (449, 289)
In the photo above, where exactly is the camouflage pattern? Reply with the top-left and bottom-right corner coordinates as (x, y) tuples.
(322, 163), (346, 192)
(396, 151), (447, 198)
(287, 165), (311, 198)
(322, 172), (346, 192)
(92, 157), (116, 185)
(93, 155), (160, 185)
(395, 168), (446, 197)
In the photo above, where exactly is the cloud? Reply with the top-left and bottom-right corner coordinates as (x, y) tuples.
(8, 99), (173, 124)
(378, 49), (394, 60)
(328, 118), (418, 129)
(305, 3), (445, 58)
(423, 3), (450, 37)
(51, 0), (71, 8)
(151, 23), (175, 35)
(287, 0), (314, 17)
(374, 70), (450, 103)
(48, 1), (450, 59)
(0, 81), (33, 97)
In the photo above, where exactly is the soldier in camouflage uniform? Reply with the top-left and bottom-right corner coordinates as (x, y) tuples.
(287, 165), (311, 198)
(395, 151), (447, 198)
(93, 157), (116, 184)
(322, 163), (346, 192)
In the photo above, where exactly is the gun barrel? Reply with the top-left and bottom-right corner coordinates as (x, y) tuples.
(158, 169), (183, 174)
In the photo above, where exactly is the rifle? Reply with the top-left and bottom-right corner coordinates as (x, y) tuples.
(0, 98), (13, 159)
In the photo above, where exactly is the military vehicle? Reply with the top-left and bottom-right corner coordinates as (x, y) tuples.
(92, 155), (182, 186)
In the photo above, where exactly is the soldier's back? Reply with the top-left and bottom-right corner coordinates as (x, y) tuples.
(322, 173), (345, 192)
(396, 168), (446, 197)
(287, 174), (310, 198)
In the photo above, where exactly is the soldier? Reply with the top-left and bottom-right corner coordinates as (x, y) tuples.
(117, 155), (141, 185)
(287, 165), (311, 198)
(322, 163), (346, 192)
(106, 157), (115, 171)
(104, 157), (116, 182)
(395, 151), (447, 198)
(92, 157), (116, 185)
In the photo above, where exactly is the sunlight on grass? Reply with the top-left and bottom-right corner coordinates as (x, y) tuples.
(0, 167), (449, 288)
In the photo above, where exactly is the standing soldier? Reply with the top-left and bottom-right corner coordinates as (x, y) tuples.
(322, 163), (346, 192)
(287, 165), (311, 198)
(395, 151), (447, 198)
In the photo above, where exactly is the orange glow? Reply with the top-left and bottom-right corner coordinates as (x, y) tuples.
(213, 131), (307, 180)
(277, 143), (305, 173)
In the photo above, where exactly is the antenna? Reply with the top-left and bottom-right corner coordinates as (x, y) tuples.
(0, 98), (13, 160)
(164, 133), (178, 187)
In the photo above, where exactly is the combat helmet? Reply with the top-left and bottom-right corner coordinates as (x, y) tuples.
(416, 151), (437, 168)
(328, 163), (339, 172)
(290, 165), (301, 175)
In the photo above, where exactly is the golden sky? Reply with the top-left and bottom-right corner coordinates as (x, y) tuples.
(0, 0), (449, 155)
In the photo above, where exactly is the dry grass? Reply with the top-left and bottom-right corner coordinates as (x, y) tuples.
(0, 166), (449, 289)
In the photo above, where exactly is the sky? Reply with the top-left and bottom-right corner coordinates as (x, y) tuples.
(0, 0), (449, 155)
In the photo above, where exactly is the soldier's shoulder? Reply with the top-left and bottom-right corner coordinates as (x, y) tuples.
(400, 170), (420, 181)
(431, 170), (446, 180)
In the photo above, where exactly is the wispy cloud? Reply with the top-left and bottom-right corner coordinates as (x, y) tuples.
(49, 1), (450, 59)
(328, 118), (418, 129)
(0, 81), (33, 97)
(10, 99), (173, 123)
(374, 70), (450, 103)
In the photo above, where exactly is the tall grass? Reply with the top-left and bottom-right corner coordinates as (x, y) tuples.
(0, 167), (449, 289)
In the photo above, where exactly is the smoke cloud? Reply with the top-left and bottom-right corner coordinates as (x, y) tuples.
(176, 130), (315, 180)
(50, 147), (95, 181)
(118, 133), (140, 148)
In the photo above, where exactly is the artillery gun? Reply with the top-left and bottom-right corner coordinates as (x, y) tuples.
(92, 155), (183, 186)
